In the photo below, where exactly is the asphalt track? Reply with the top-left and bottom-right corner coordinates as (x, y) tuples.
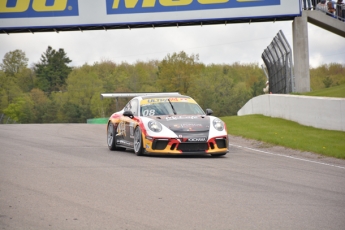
(1, 124), (345, 230)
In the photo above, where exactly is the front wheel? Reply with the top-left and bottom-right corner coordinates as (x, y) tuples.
(107, 122), (125, 151)
(133, 126), (144, 156)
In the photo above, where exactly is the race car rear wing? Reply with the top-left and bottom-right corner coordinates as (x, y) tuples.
(100, 92), (180, 99)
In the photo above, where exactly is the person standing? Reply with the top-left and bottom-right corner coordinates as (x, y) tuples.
(327, 0), (336, 17)
(303, 0), (312, 10)
(263, 81), (269, 94)
(317, 0), (328, 12)
(311, 0), (318, 9)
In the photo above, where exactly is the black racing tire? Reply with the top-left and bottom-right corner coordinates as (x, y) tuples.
(133, 126), (144, 156)
(107, 122), (125, 151)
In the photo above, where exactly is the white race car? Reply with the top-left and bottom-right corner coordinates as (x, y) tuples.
(104, 93), (229, 156)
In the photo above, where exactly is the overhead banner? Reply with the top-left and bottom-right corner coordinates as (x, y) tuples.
(0, 0), (301, 33)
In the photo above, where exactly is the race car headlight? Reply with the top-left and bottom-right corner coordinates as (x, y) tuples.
(148, 120), (162, 132)
(213, 118), (224, 131)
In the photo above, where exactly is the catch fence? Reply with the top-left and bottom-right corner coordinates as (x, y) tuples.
(261, 30), (295, 94)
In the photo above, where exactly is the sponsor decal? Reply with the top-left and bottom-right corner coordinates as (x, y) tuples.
(166, 115), (199, 121)
(0, 0), (79, 18)
(141, 97), (197, 105)
(147, 98), (169, 103)
(106, 0), (281, 14)
(172, 123), (203, 130)
(187, 137), (207, 142)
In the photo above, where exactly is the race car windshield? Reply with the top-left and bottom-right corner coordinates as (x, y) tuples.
(140, 102), (205, 116)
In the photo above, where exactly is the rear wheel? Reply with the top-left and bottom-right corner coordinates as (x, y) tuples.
(133, 126), (144, 156)
(107, 122), (125, 151)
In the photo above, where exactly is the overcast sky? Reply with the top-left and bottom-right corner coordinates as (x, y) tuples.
(1, 20), (344, 69)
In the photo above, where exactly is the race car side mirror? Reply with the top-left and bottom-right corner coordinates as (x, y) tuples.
(123, 110), (134, 119)
(205, 109), (213, 115)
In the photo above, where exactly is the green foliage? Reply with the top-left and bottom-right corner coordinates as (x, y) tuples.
(0, 50), (32, 114)
(29, 88), (50, 123)
(188, 63), (263, 116)
(322, 76), (333, 88)
(0, 49), (28, 77)
(310, 63), (345, 90)
(3, 97), (23, 122)
(65, 65), (103, 121)
(3, 48), (342, 124)
(0, 70), (23, 113)
(34, 46), (72, 93)
(157, 51), (203, 94)
(222, 115), (345, 159)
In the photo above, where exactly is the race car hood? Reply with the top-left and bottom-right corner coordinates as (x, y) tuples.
(154, 115), (210, 132)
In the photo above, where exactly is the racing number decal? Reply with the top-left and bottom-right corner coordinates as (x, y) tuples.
(142, 109), (155, 116)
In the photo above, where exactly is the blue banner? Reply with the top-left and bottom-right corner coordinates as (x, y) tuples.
(106, 0), (281, 14)
(0, 0), (79, 18)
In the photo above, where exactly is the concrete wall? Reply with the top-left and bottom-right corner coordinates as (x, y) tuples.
(237, 94), (345, 132)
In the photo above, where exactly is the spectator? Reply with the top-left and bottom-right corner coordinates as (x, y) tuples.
(263, 81), (269, 94)
(317, 0), (328, 12)
(336, 0), (345, 20)
(327, 0), (336, 16)
(311, 0), (318, 10)
(303, 0), (312, 10)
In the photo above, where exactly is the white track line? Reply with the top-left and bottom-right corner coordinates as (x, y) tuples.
(229, 143), (345, 170)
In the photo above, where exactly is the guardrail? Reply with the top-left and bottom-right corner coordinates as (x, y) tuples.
(87, 118), (108, 124)
(0, 114), (17, 124)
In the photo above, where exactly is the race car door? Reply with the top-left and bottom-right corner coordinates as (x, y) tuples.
(123, 99), (139, 148)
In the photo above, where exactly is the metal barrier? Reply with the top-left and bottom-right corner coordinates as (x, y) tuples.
(306, 1), (345, 21)
(261, 30), (295, 94)
(335, 3), (345, 21)
(0, 114), (17, 124)
(86, 118), (108, 124)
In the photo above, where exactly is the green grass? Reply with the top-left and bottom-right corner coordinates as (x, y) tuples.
(222, 115), (345, 159)
(299, 83), (345, 98)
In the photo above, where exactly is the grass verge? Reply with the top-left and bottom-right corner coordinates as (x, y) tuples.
(298, 83), (345, 98)
(222, 115), (345, 159)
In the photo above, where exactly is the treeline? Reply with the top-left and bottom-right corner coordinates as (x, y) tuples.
(310, 64), (345, 90)
(0, 47), (344, 124)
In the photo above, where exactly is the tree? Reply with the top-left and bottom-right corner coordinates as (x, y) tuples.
(66, 65), (103, 120)
(0, 50), (29, 113)
(0, 50), (28, 77)
(29, 88), (50, 123)
(157, 51), (203, 94)
(16, 68), (35, 93)
(35, 46), (72, 93)
(323, 76), (333, 88)
(50, 90), (69, 122)
(3, 95), (35, 123)
(0, 70), (23, 114)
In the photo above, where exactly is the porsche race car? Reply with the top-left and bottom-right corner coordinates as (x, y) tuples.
(104, 93), (229, 156)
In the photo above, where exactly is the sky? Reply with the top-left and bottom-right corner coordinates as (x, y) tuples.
(0, 20), (344, 69)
